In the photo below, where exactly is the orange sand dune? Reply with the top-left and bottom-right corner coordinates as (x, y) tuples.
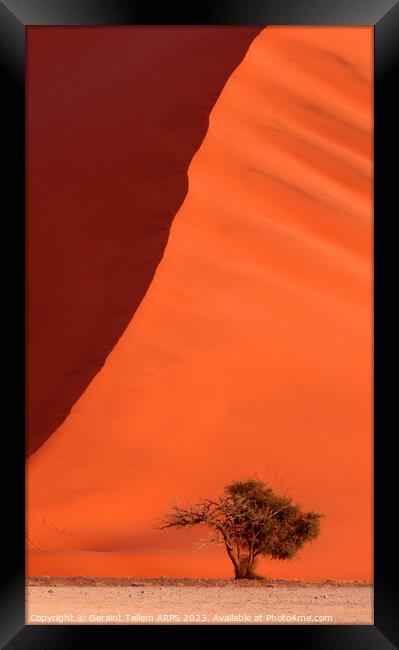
(27, 27), (373, 581)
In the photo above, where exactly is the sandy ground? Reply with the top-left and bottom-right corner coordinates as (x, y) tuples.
(26, 579), (373, 625)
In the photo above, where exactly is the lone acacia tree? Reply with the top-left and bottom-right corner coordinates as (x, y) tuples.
(160, 478), (322, 579)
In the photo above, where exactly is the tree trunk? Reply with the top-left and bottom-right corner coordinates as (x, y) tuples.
(225, 542), (259, 579)
(225, 542), (240, 577)
(233, 556), (258, 579)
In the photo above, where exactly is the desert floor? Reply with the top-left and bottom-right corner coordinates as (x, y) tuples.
(26, 578), (373, 625)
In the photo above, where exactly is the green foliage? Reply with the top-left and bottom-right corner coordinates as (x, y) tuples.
(224, 478), (322, 561)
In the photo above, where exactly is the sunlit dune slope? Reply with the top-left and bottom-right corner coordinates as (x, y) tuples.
(27, 27), (373, 580)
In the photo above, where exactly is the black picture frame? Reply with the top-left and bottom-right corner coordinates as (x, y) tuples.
(1, 0), (398, 647)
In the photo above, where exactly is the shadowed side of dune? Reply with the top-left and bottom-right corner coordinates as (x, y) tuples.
(26, 26), (262, 455)
(27, 27), (373, 581)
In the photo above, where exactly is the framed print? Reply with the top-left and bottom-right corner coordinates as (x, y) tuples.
(1, 0), (398, 647)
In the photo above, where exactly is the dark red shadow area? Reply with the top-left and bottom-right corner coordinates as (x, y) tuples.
(26, 26), (262, 455)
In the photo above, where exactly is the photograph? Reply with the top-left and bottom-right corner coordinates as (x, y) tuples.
(25, 23), (374, 627)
